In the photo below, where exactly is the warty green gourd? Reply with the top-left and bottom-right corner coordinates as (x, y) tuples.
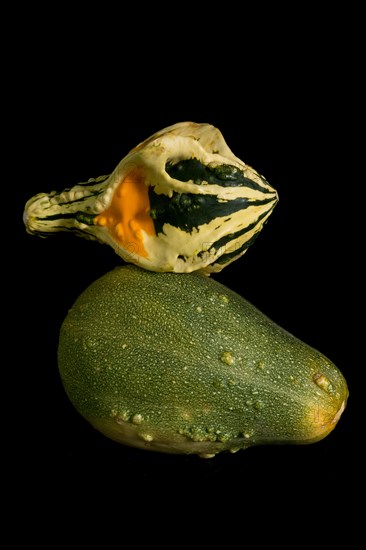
(58, 265), (348, 458)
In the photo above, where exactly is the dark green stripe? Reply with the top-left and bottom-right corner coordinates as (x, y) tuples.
(214, 232), (261, 265)
(149, 189), (275, 234)
(206, 202), (277, 253)
(165, 158), (272, 193)
(197, 201), (277, 265)
(37, 212), (96, 225)
(51, 190), (103, 205)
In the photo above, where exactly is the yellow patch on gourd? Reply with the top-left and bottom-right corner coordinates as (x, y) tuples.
(95, 169), (155, 257)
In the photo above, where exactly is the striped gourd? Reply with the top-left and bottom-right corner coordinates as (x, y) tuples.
(23, 122), (278, 273)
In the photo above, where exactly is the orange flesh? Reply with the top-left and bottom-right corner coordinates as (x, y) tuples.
(94, 169), (155, 258)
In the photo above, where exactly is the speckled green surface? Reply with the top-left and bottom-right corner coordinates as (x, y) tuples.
(58, 265), (348, 457)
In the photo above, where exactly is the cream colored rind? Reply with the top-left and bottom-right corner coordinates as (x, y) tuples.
(24, 122), (278, 273)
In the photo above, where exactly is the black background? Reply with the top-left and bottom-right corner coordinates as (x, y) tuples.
(7, 11), (362, 532)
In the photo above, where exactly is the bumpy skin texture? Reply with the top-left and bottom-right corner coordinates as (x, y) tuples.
(24, 121), (278, 274)
(58, 266), (348, 457)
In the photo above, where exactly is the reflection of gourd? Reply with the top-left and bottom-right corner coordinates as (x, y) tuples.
(58, 265), (348, 458)
(23, 122), (278, 274)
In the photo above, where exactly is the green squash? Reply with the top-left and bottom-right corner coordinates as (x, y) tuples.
(58, 265), (348, 458)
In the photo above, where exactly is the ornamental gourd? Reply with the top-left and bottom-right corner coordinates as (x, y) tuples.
(58, 265), (348, 458)
(23, 121), (278, 273)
